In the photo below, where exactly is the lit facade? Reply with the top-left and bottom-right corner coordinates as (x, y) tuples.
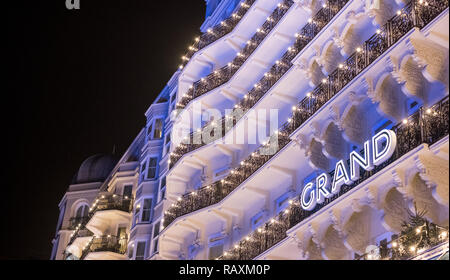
(51, 0), (449, 260)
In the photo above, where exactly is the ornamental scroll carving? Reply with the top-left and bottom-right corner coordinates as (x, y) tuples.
(407, 29), (449, 90)
(338, 10), (374, 56)
(414, 153), (449, 207)
(342, 206), (373, 254)
(366, 73), (408, 122)
(299, 134), (331, 171)
(389, 54), (430, 105)
(321, 121), (349, 160)
(321, 226), (350, 260)
(366, 0), (401, 26)
(340, 100), (372, 145)
(381, 187), (410, 233)
(406, 173), (448, 226)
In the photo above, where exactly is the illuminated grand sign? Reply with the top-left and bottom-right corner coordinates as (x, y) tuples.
(300, 129), (397, 211)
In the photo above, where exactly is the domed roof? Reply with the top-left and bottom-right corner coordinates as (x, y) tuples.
(72, 154), (119, 184)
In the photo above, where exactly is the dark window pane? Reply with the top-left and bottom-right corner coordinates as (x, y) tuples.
(135, 242), (146, 260)
(153, 222), (160, 238)
(153, 119), (163, 139)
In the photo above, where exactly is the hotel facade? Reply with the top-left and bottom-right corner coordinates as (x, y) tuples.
(51, 0), (449, 260)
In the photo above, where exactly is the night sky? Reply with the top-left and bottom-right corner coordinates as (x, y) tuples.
(4, 0), (205, 259)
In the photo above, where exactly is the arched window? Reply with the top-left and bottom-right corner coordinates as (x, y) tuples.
(75, 204), (89, 218)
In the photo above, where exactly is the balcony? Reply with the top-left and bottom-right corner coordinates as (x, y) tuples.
(170, 0), (351, 170)
(86, 193), (133, 237)
(80, 235), (128, 260)
(177, 0), (295, 109)
(89, 193), (133, 214)
(179, 0), (257, 70)
(218, 96), (449, 260)
(164, 0), (449, 229)
(68, 216), (90, 230)
(355, 223), (449, 260)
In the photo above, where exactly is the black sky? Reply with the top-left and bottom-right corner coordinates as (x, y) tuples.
(4, 0), (205, 259)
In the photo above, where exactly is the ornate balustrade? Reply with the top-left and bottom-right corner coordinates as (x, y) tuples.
(170, 0), (350, 169)
(163, 0), (448, 229)
(177, 0), (295, 109)
(80, 235), (128, 260)
(89, 193), (133, 215)
(355, 223), (448, 260)
(65, 193), (133, 250)
(179, 0), (257, 69)
(68, 216), (90, 230)
(218, 96), (449, 260)
(67, 217), (94, 246)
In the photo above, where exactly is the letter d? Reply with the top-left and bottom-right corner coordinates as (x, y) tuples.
(372, 129), (397, 166)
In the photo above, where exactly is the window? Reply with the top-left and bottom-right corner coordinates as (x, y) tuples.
(408, 100), (419, 115)
(146, 123), (153, 138)
(374, 118), (393, 135)
(208, 233), (225, 260)
(208, 244), (223, 260)
(128, 245), (134, 259)
(170, 93), (176, 104)
(170, 94), (177, 112)
(159, 176), (166, 202)
(153, 222), (160, 239)
(123, 185), (132, 198)
(275, 192), (291, 214)
(160, 176), (166, 190)
(164, 133), (171, 155)
(135, 241), (146, 260)
(251, 211), (264, 230)
(140, 161), (147, 182)
(141, 198), (152, 222)
(135, 187), (142, 199)
(133, 202), (141, 226)
(159, 188), (166, 202)
(133, 197), (153, 225)
(146, 157), (158, 180)
(75, 204), (89, 218)
(153, 119), (163, 139)
(152, 239), (159, 254)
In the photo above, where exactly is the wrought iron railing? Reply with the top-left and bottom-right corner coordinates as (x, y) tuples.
(163, 0), (448, 228)
(171, 0), (350, 169)
(218, 96), (449, 260)
(89, 193), (133, 215)
(179, 0), (257, 69)
(178, 0), (295, 108)
(66, 193), (133, 249)
(67, 228), (94, 247)
(67, 216), (93, 246)
(68, 216), (90, 230)
(355, 223), (449, 260)
(80, 235), (128, 260)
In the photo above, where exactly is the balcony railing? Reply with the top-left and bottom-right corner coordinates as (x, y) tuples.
(89, 193), (133, 216)
(179, 0), (257, 69)
(355, 223), (449, 260)
(80, 235), (128, 260)
(68, 216), (90, 230)
(67, 217), (94, 246)
(218, 96), (449, 260)
(170, 0), (350, 169)
(67, 228), (94, 247)
(178, 0), (295, 109)
(164, 0), (448, 229)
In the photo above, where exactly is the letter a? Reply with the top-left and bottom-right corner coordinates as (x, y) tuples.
(66, 0), (80, 10)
